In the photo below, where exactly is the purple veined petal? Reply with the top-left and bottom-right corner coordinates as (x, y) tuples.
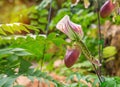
(56, 15), (84, 40)
(68, 21), (84, 38)
(56, 15), (70, 35)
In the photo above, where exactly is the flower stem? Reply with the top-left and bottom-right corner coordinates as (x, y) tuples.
(78, 40), (102, 83)
(92, 63), (102, 83)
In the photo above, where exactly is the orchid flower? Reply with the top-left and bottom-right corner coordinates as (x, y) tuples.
(56, 15), (101, 68)
(56, 15), (83, 40)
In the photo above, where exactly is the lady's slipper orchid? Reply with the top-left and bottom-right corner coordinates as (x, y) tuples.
(56, 15), (84, 40)
(56, 15), (101, 68)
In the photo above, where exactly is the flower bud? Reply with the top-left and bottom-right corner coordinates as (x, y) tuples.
(100, 0), (116, 18)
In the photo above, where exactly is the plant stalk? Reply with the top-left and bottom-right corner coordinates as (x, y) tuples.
(78, 40), (102, 83)
(96, 0), (102, 75)
(92, 63), (102, 83)
(46, 0), (53, 36)
(40, 0), (53, 71)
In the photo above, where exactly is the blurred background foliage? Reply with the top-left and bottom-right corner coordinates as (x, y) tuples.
(0, 0), (120, 86)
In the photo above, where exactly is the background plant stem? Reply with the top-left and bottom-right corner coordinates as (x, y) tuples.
(96, 0), (102, 76)
(40, 0), (53, 71)
(46, 0), (53, 36)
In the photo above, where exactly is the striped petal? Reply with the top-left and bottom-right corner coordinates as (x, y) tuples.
(56, 15), (84, 40)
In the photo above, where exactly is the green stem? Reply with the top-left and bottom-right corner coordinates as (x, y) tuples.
(96, 0), (102, 76)
(78, 40), (93, 61)
(40, 43), (46, 70)
(78, 40), (102, 83)
(40, 0), (53, 71)
(46, 0), (53, 36)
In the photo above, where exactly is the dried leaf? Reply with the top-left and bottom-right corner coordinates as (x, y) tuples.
(84, 0), (90, 8)
(71, 0), (80, 6)
(91, 59), (102, 66)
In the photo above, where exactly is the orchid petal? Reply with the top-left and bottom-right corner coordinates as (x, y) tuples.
(56, 15), (84, 40)
(56, 15), (69, 35)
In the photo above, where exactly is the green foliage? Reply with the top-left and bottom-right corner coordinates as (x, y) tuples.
(66, 74), (120, 87)
(36, 0), (51, 11)
(101, 77), (120, 87)
(114, 15), (120, 24)
(19, 58), (31, 74)
(29, 8), (48, 32)
(0, 46), (65, 87)
(0, 69), (65, 87)
(9, 35), (46, 59)
(8, 33), (66, 61)
(72, 61), (92, 69)
(0, 47), (32, 75)
(26, 69), (65, 87)
(29, 0), (57, 33)
(0, 23), (38, 36)
(0, 75), (17, 87)
(0, 0), (120, 87)
(66, 72), (99, 87)
(103, 46), (117, 58)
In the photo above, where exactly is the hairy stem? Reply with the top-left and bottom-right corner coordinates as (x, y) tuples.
(78, 40), (102, 83)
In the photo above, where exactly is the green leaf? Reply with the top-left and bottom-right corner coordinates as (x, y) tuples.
(14, 85), (24, 87)
(72, 61), (92, 68)
(12, 24), (22, 33)
(36, 0), (51, 11)
(101, 80), (116, 87)
(0, 77), (9, 87)
(2, 77), (16, 87)
(0, 23), (38, 36)
(0, 27), (7, 36)
(11, 48), (25, 52)
(0, 48), (14, 57)
(0, 48), (32, 58)
(44, 53), (53, 61)
(103, 46), (117, 58)
(115, 77), (120, 84)
(19, 58), (31, 74)
(15, 51), (32, 56)
(47, 33), (56, 40)
(38, 17), (48, 24)
(19, 24), (29, 33)
(2, 24), (14, 34)
(100, 77), (120, 87)
(29, 14), (38, 19)
(52, 38), (66, 46)
(23, 24), (39, 32)
(8, 55), (18, 62)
